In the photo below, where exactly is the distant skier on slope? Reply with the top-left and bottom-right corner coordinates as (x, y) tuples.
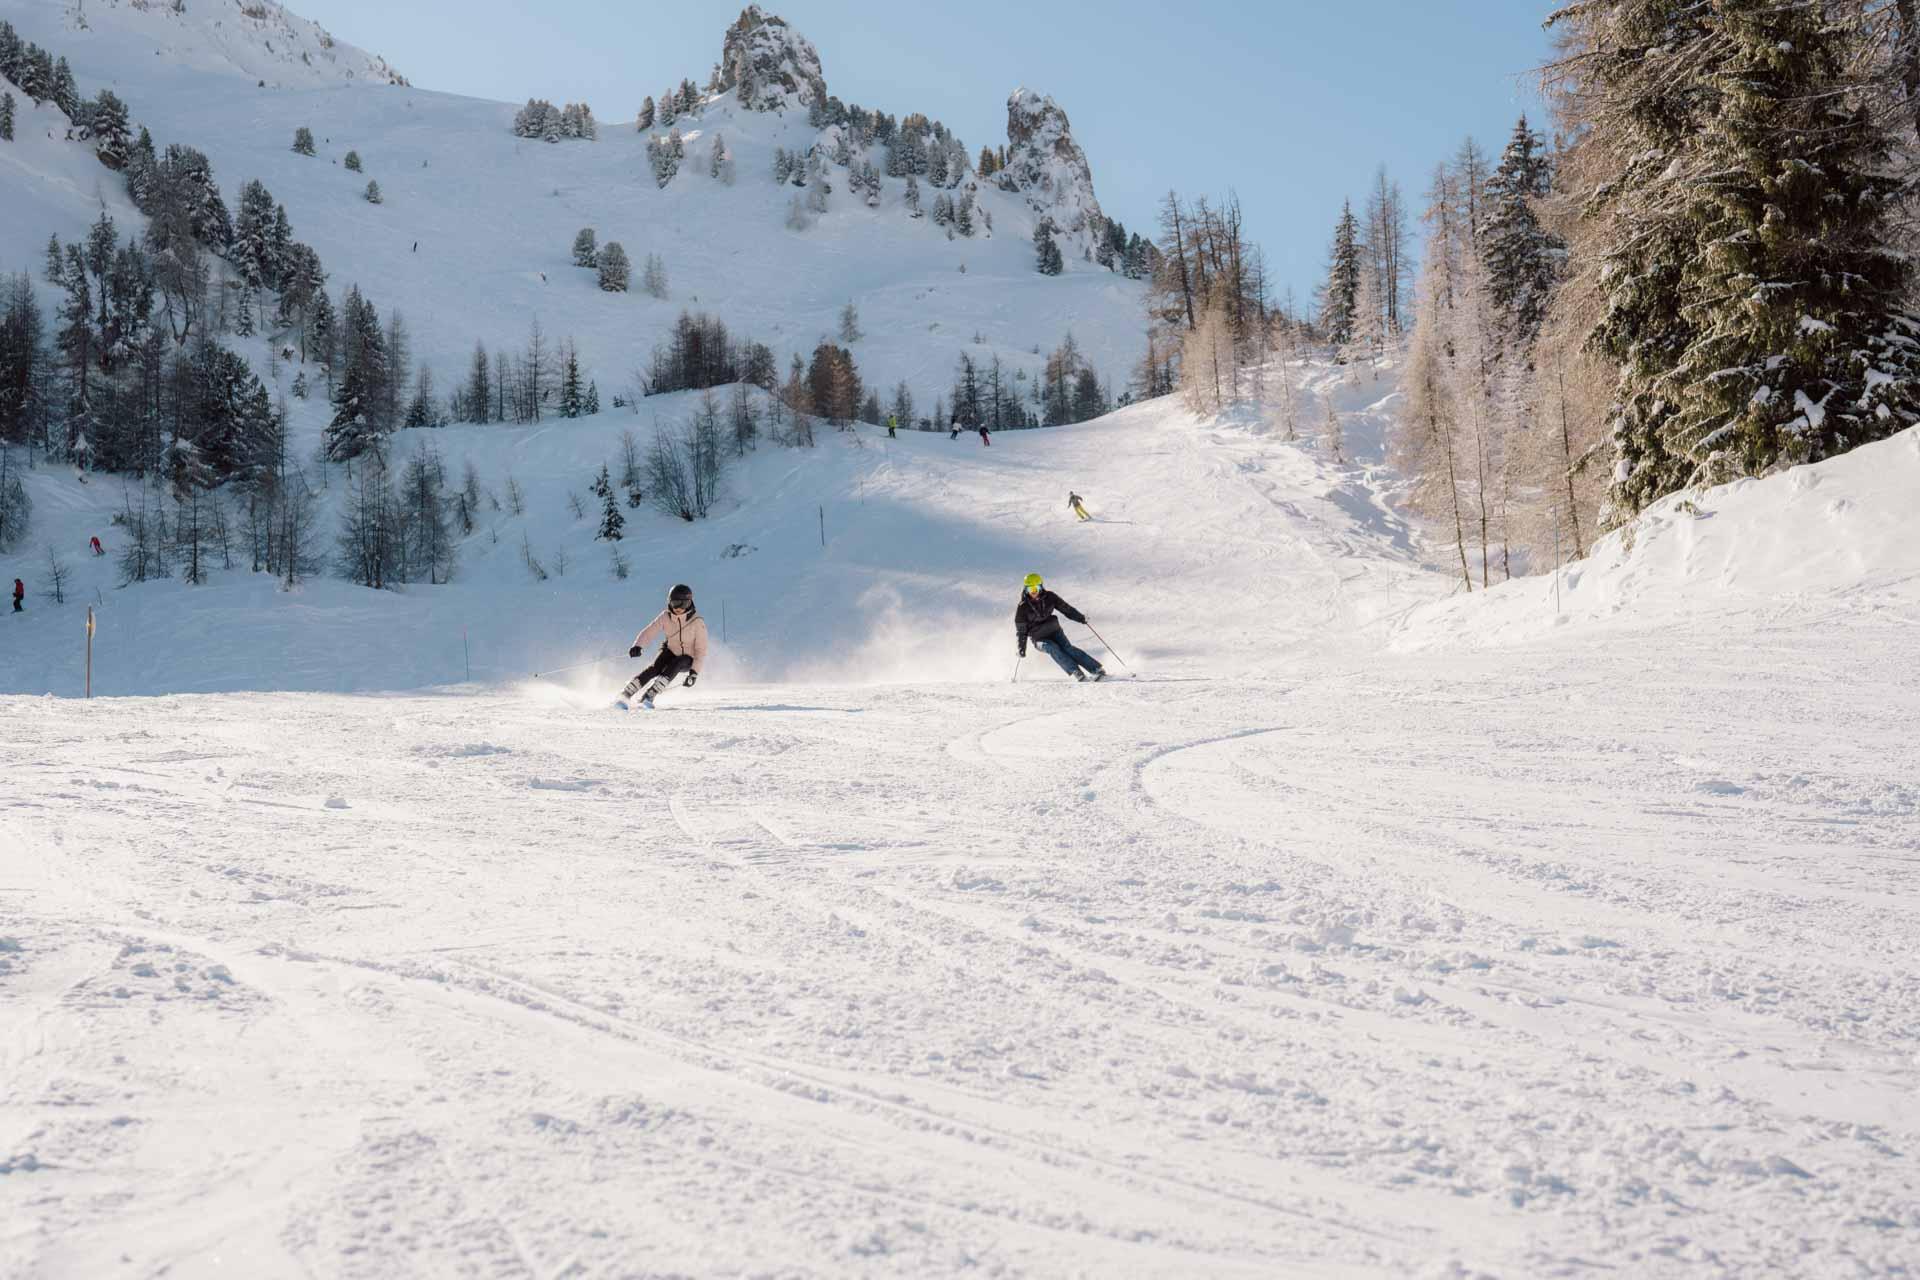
(617, 583), (708, 710)
(949, 413), (962, 441)
(1067, 492), (1090, 521)
(1014, 573), (1105, 682)
(978, 425), (991, 447)
(90, 535), (105, 556)
(11, 578), (23, 613)
(886, 414), (898, 439)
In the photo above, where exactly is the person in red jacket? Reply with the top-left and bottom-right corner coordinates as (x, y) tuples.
(12, 578), (23, 613)
(90, 535), (104, 556)
(978, 425), (991, 446)
(618, 583), (709, 710)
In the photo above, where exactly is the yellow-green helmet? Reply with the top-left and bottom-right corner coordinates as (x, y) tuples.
(1022, 573), (1044, 592)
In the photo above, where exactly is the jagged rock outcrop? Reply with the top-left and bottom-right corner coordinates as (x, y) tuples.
(718, 6), (826, 114)
(999, 88), (1102, 239)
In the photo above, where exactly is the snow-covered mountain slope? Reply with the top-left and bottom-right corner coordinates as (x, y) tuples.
(0, 356), (1432, 696)
(0, 0), (1145, 412)
(22, 0), (405, 88)
(1396, 424), (1920, 651)
(0, 75), (142, 259)
(6, 372), (1918, 1275)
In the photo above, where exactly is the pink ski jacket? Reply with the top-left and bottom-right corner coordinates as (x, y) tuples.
(632, 608), (709, 673)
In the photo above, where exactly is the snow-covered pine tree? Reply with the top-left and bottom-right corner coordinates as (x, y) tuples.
(1481, 115), (1560, 348)
(585, 381), (600, 415)
(232, 179), (279, 289)
(344, 150), (362, 172)
(838, 300), (861, 344)
(0, 92), (13, 143)
(572, 227), (598, 268)
(50, 55), (76, 119)
(1556, 0), (1920, 523)
(658, 88), (677, 126)
(292, 126), (315, 156)
(904, 173), (922, 218)
(596, 464), (624, 540)
(233, 284), (255, 338)
(709, 132), (733, 183)
(637, 97), (655, 131)
(1033, 219), (1064, 276)
(90, 90), (132, 169)
(598, 242), (630, 292)
(559, 345), (584, 418)
(1319, 201), (1361, 348)
(364, 180), (382, 205)
(955, 194), (974, 237)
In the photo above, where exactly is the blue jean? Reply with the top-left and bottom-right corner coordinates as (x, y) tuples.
(1036, 635), (1101, 678)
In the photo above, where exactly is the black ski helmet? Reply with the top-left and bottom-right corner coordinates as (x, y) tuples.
(668, 583), (694, 613)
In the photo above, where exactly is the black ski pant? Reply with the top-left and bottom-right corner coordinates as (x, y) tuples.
(623, 649), (693, 698)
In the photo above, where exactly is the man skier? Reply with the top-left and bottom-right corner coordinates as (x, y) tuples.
(978, 425), (991, 447)
(949, 413), (962, 441)
(618, 583), (708, 710)
(1068, 492), (1091, 521)
(90, 535), (105, 556)
(886, 414), (898, 439)
(1015, 573), (1104, 681)
(11, 578), (23, 613)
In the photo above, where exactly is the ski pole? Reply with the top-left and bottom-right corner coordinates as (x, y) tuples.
(531, 656), (616, 679)
(1011, 655), (1023, 684)
(1084, 623), (1132, 674)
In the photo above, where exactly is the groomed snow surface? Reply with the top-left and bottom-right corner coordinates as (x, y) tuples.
(5, 364), (1920, 1277)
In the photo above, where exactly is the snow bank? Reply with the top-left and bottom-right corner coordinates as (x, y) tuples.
(1395, 425), (1920, 650)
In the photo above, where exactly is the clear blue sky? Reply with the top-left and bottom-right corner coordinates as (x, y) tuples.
(294, 0), (1555, 302)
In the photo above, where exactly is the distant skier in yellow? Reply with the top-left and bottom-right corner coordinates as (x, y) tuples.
(1067, 492), (1091, 522)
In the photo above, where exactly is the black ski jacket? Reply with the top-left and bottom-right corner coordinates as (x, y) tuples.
(1014, 588), (1085, 655)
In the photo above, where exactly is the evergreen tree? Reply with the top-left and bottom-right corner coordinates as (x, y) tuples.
(637, 97), (655, 130)
(572, 227), (598, 269)
(1481, 115), (1561, 347)
(90, 91), (132, 169)
(1560, 0), (1920, 521)
(585, 380), (600, 415)
(597, 241), (630, 292)
(292, 126), (315, 156)
(232, 179), (280, 289)
(1320, 201), (1362, 347)
(838, 299), (861, 344)
(344, 150), (362, 172)
(595, 464), (624, 540)
(325, 358), (377, 462)
(559, 344), (585, 418)
(0, 92), (13, 144)
(50, 56), (76, 119)
(364, 180), (382, 205)
(1033, 219), (1064, 276)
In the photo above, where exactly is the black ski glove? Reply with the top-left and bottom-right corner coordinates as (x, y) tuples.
(1017, 642), (1027, 658)
(628, 645), (642, 658)
(683, 672), (698, 688)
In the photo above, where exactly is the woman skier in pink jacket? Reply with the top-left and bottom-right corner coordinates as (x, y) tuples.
(618, 584), (708, 709)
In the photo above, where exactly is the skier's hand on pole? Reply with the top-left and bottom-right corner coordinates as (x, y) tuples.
(684, 672), (698, 688)
(628, 645), (642, 657)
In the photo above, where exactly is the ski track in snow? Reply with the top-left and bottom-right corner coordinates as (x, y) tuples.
(5, 604), (1919, 1277)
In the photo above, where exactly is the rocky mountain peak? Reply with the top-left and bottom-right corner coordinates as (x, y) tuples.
(718, 6), (827, 114)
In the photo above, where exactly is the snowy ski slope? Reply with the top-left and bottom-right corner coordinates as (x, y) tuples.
(6, 363), (1920, 1276)
(4, 1), (1920, 1274)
